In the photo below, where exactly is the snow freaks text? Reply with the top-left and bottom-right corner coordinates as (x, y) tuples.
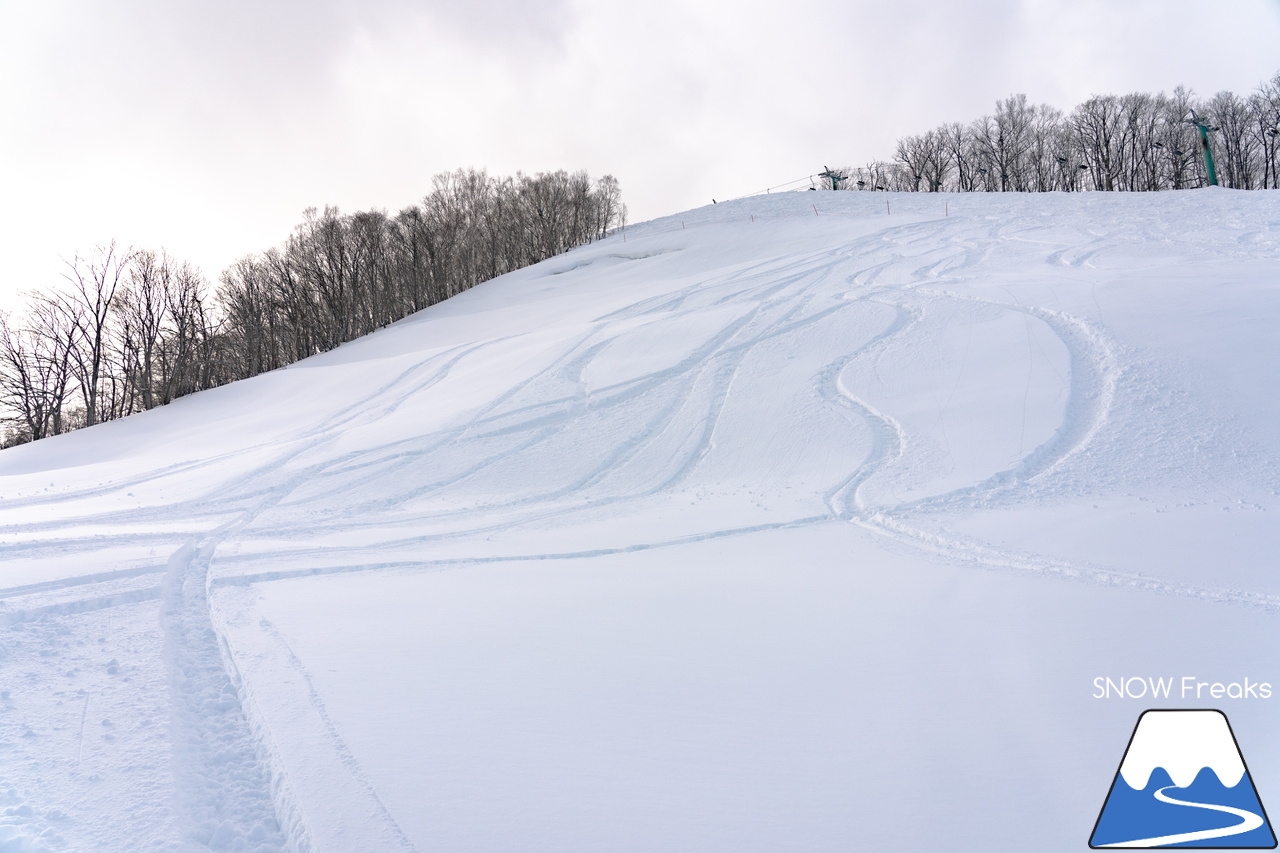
(1093, 677), (1273, 700)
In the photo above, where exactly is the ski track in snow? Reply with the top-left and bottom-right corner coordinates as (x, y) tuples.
(2, 193), (1279, 849)
(1100, 785), (1265, 848)
(821, 221), (1280, 611)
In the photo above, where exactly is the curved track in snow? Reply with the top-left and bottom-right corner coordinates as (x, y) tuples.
(1101, 785), (1265, 848)
(3, 191), (1280, 851)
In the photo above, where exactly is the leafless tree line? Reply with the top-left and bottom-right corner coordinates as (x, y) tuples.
(0, 168), (625, 447)
(826, 71), (1280, 194)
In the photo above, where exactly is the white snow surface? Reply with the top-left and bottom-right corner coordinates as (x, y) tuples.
(1119, 710), (1246, 790)
(2, 188), (1280, 851)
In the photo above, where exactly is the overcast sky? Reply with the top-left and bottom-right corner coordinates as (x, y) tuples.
(2, 0), (1278, 309)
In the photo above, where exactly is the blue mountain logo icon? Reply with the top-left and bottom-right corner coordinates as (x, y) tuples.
(1091, 709), (1276, 848)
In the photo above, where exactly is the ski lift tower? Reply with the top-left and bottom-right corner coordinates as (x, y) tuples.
(818, 166), (848, 191)
(1185, 109), (1219, 187)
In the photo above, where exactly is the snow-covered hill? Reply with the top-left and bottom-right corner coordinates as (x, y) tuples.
(2, 189), (1279, 852)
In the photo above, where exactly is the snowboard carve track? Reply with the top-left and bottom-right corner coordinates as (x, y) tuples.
(187, 217), (1280, 612)
(156, 438), (369, 850)
(213, 609), (420, 853)
(149, 353), (495, 850)
(161, 533), (296, 852)
(149, 350), (494, 852)
(821, 223), (1280, 610)
(219, 258), (861, 556)
(150, 248), (875, 848)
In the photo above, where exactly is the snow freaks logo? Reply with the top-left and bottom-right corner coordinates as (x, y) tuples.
(1090, 710), (1276, 848)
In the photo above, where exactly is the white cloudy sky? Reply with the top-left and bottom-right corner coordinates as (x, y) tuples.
(2, 0), (1278, 309)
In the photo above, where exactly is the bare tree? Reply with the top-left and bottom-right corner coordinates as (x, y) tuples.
(1209, 90), (1258, 189)
(1152, 87), (1204, 189)
(114, 249), (172, 412)
(895, 130), (951, 191)
(1248, 75), (1280, 189)
(972, 94), (1037, 191)
(3, 168), (627, 446)
(0, 300), (77, 444)
(155, 260), (216, 404)
(58, 242), (134, 427)
(940, 122), (981, 191)
(860, 70), (1280, 194)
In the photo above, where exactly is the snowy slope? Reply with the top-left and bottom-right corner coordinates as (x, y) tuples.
(2, 188), (1280, 852)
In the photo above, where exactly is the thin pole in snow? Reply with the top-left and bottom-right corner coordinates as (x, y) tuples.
(682, 221), (685, 229)
(946, 202), (948, 217)
(887, 200), (891, 215)
(813, 204), (818, 216)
